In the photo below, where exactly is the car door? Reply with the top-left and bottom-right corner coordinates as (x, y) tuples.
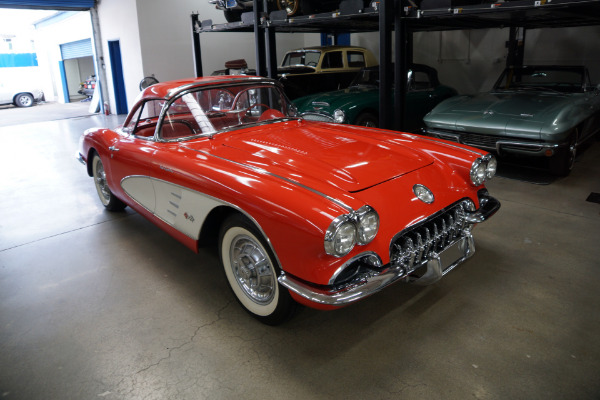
(0, 82), (13, 104)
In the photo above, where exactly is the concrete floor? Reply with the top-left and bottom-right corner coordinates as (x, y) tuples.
(1, 110), (599, 400)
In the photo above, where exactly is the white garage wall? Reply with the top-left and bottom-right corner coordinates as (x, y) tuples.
(97, 0), (144, 112)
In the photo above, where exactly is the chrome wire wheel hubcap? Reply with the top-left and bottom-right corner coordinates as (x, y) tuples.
(229, 234), (275, 305)
(94, 159), (110, 203)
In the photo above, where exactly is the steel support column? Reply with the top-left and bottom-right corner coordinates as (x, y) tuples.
(506, 26), (526, 68)
(253, 0), (266, 76)
(191, 13), (203, 77)
(394, 1), (409, 131)
(379, 0), (394, 129)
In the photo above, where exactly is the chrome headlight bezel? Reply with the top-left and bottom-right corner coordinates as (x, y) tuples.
(324, 205), (379, 257)
(355, 205), (380, 245)
(333, 109), (345, 124)
(470, 154), (496, 186)
(324, 215), (357, 257)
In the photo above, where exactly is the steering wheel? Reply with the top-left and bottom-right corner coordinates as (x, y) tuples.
(307, 61), (317, 67)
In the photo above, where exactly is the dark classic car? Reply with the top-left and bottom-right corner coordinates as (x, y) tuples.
(209, 0), (373, 22)
(293, 64), (458, 131)
(279, 45), (378, 99)
(424, 65), (600, 176)
(78, 76), (499, 325)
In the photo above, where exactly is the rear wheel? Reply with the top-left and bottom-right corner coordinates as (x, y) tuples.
(219, 214), (296, 325)
(92, 154), (126, 211)
(14, 93), (34, 107)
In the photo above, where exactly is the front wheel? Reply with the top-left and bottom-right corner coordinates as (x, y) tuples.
(219, 214), (296, 325)
(549, 130), (578, 177)
(14, 93), (34, 107)
(355, 112), (379, 128)
(92, 154), (126, 211)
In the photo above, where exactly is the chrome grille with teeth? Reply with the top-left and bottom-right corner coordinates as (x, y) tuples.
(301, 113), (334, 123)
(390, 199), (474, 274)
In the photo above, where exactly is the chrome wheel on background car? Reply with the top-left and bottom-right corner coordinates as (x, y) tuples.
(219, 214), (296, 325)
(92, 154), (126, 211)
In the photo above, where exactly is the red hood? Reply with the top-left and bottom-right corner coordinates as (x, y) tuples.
(184, 121), (433, 192)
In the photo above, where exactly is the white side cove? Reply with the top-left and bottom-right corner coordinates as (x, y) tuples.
(121, 176), (225, 239)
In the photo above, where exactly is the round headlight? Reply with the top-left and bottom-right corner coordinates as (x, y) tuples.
(356, 206), (379, 245)
(325, 216), (357, 257)
(485, 155), (497, 179)
(333, 109), (345, 124)
(470, 158), (487, 186)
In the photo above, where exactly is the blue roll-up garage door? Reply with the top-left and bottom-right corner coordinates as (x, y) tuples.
(0, 0), (95, 10)
(60, 39), (93, 60)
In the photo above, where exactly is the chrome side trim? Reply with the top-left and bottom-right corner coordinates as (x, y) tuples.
(118, 175), (284, 268)
(183, 148), (354, 213)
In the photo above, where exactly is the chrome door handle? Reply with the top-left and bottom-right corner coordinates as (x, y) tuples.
(109, 146), (119, 151)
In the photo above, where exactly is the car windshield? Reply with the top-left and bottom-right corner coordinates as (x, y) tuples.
(350, 68), (379, 87)
(159, 83), (294, 140)
(281, 51), (321, 67)
(494, 67), (585, 93)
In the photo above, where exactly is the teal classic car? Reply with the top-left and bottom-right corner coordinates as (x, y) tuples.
(424, 65), (600, 176)
(293, 64), (458, 132)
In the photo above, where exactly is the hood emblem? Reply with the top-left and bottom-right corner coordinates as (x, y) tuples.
(483, 110), (494, 116)
(413, 184), (435, 204)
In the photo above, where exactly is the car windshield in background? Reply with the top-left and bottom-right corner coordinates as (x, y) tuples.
(159, 84), (292, 140)
(281, 51), (321, 67)
(350, 68), (379, 87)
(494, 67), (585, 93)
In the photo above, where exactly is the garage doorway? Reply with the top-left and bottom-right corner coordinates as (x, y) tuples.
(59, 38), (94, 103)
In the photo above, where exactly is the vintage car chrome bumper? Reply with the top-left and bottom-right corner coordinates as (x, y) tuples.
(279, 191), (500, 306)
(426, 128), (566, 156)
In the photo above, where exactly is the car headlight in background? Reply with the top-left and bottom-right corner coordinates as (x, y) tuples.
(325, 205), (380, 257)
(470, 154), (497, 186)
(333, 109), (345, 123)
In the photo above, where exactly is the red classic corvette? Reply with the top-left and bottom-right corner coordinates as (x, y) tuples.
(78, 76), (500, 324)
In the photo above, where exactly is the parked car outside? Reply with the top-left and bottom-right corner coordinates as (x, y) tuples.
(209, 0), (374, 22)
(0, 82), (43, 107)
(424, 65), (600, 176)
(78, 76), (500, 325)
(294, 64), (458, 131)
(279, 45), (378, 99)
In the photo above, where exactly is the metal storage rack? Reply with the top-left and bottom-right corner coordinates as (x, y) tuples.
(192, 0), (600, 130)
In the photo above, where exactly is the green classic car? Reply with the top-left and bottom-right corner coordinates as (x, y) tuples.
(293, 64), (458, 132)
(424, 65), (600, 176)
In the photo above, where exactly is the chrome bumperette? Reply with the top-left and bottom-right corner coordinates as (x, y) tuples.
(76, 152), (86, 166)
(278, 192), (500, 306)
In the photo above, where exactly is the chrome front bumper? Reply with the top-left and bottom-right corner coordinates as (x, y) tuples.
(426, 129), (566, 156)
(278, 192), (500, 306)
